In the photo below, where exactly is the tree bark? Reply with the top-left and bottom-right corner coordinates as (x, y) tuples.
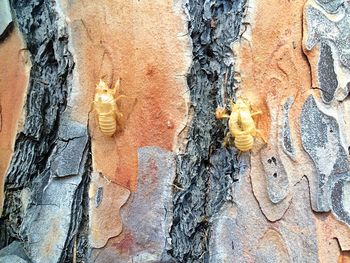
(0, 0), (350, 263)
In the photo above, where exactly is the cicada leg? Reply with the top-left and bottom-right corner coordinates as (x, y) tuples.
(229, 99), (235, 111)
(115, 94), (137, 124)
(223, 132), (234, 147)
(115, 95), (129, 102)
(111, 77), (121, 96)
(251, 110), (262, 116)
(92, 98), (104, 114)
(255, 129), (267, 144)
(115, 111), (125, 131)
(215, 107), (230, 120)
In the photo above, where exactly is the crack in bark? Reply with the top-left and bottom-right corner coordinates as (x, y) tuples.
(5, 0), (74, 188)
(169, 1), (246, 262)
(0, 1), (91, 262)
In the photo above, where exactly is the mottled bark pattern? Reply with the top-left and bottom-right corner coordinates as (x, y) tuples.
(0, 0), (350, 262)
(303, 0), (350, 227)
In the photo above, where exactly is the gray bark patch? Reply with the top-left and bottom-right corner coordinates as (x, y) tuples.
(305, 4), (350, 69)
(316, 0), (344, 13)
(0, 0), (12, 40)
(20, 119), (89, 263)
(0, 241), (30, 262)
(95, 147), (176, 263)
(282, 97), (296, 159)
(126, 147), (176, 262)
(300, 95), (349, 215)
(318, 42), (338, 103)
(305, 3), (350, 101)
(330, 174), (350, 225)
(262, 154), (289, 204)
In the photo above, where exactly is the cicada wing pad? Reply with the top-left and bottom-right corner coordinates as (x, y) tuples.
(108, 78), (136, 131)
(115, 95), (137, 129)
(248, 103), (267, 155)
(251, 136), (267, 156)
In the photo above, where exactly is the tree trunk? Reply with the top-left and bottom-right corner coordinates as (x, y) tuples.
(0, 0), (349, 262)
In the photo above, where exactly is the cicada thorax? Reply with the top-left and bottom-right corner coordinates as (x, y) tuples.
(238, 110), (256, 131)
(229, 109), (256, 152)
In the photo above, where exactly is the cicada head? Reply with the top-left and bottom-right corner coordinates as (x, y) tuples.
(96, 79), (118, 97)
(96, 79), (109, 93)
(233, 98), (250, 112)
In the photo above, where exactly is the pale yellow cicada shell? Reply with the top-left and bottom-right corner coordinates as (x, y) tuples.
(93, 78), (136, 136)
(216, 98), (267, 152)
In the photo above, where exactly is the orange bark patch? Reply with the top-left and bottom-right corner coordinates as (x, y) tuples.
(315, 213), (350, 261)
(63, 0), (189, 191)
(237, 0), (318, 222)
(111, 232), (135, 255)
(238, 0), (311, 138)
(339, 252), (350, 263)
(0, 28), (29, 212)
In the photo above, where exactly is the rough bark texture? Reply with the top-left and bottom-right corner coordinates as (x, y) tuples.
(0, 1), (91, 262)
(169, 1), (244, 262)
(0, 0), (350, 262)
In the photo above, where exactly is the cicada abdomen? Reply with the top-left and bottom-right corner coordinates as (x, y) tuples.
(97, 110), (117, 136)
(233, 131), (255, 152)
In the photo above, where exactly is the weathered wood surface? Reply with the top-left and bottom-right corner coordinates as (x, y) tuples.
(0, 0), (349, 262)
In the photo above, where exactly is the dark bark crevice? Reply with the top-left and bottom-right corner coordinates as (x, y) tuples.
(169, 1), (246, 262)
(5, 0), (74, 189)
(0, 1), (91, 262)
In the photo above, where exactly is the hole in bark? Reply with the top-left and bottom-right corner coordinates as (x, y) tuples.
(268, 157), (277, 165)
(273, 173), (278, 178)
(205, 46), (214, 58)
(271, 157), (276, 164)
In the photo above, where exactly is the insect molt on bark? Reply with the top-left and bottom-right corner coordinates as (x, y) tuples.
(216, 98), (267, 152)
(93, 78), (135, 136)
